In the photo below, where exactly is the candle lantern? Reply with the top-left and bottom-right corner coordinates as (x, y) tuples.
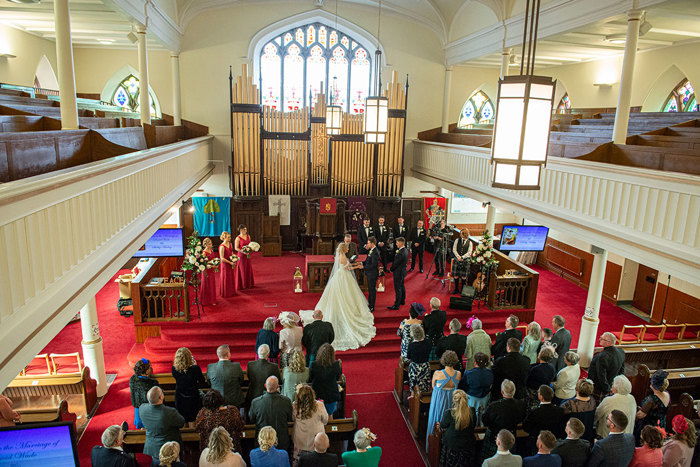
(293, 267), (303, 293)
(377, 266), (386, 292)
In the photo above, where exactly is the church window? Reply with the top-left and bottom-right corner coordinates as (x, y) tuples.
(110, 74), (159, 116)
(458, 90), (495, 128)
(663, 79), (698, 113)
(557, 93), (571, 114)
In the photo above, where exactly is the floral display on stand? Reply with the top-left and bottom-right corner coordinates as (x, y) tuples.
(181, 231), (220, 283)
(470, 229), (499, 267)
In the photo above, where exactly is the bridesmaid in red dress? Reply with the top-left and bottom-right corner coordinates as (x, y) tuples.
(234, 224), (255, 290)
(200, 238), (217, 306)
(218, 231), (237, 297)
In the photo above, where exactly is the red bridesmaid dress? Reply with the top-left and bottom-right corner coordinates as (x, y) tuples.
(219, 243), (237, 297)
(236, 235), (255, 289)
(200, 249), (217, 306)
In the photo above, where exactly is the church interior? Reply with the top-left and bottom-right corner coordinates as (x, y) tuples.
(0, 0), (699, 465)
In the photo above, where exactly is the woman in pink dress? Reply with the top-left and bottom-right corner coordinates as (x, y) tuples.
(218, 231), (237, 297)
(200, 238), (217, 306)
(234, 224), (255, 290)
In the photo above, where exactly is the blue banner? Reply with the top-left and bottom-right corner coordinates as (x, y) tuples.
(193, 197), (230, 237)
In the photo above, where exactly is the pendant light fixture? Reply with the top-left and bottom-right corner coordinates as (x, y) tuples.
(326, 0), (343, 135)
(491, 0), (554, 190)
(364, 0), (388, 144)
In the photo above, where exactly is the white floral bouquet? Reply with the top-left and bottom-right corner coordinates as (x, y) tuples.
(241, 241), (261, 258)
(470, 229), (499, 267)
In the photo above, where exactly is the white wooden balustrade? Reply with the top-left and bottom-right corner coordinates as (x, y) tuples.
(0, 136), (214, 390)
(411, 140), (700, 286)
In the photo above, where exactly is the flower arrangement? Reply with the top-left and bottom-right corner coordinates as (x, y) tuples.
(181, 231), (218, 283)
(241, 241), (261, 258)
(470, 229), (499, 267)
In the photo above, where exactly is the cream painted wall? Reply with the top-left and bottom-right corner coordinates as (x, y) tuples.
(0, 24), (58, 88)
(447, 65), (501, 127)
(448, 1), (498, 43)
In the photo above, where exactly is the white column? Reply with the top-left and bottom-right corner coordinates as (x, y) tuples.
(612, 9), (643, 144)
(53, 0), (78, 130)
(80, 297), (107, 397)
(441, 66), (453, 133)
(170, 53), (182, 126)
(499, 47), (512, 79)
(485, 204), (496, 246)
(577, 246), (608, 367)
(136, 24), (151, 125)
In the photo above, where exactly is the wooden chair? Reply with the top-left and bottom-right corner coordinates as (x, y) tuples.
(640, 325), (666, 343)
(49, 352), (83, 374)
(20, 354), (52, 376)
(680, 323), (700, 340)
(613, 325), (645, 344)
(661, 324), (686, 342)
(516, 324), (529, 336)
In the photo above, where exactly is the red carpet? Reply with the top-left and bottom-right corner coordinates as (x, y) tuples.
(40, 252), (642, 466)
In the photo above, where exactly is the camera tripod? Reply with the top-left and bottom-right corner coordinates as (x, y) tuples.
(424, 231), (452, 287)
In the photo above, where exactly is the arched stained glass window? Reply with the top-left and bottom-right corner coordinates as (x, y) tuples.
(110, 74), (159, 116)
(663, 79), (698, 113)
(258, 22), (372, 113)
(557, 93), (571, 114)
(457, 90), (495, 128)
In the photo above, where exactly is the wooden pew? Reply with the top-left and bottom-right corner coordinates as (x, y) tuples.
(628, 364), (700, 403)
(15, 397), (77, 429)
(394, 357), (441, 406)
(665, 393), (696, 428)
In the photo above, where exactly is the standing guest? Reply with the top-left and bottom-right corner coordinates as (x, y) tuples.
(201, 237), (218, 306)
(357, 218), (374, 254)
(374, 215), (390, 268)
(521, 322), (542, 365)
(255, 318), (280, 362)
(526, 347), (556, 393)
(630, 425), (664, 467)
(662, 415), (696, 467)
(539, 329), (553, 354)
(409, 219), (428, 272)
(207, 345), (244, 409)
(407, 325), (433, 393)
(437, 319), (468, 372)
(394, 216), (409, 240)
(587, 410), (635, 467)
(155, 441), (186, 467)
(562, 379), (597, 443)
(218, 231), (237, 297)
(245, 344), (281, 409)
(635, 369), (671, 435)
(451, 228), (473, 295)
(250, 426), (291, 467)
(588, 332), (625, 398)
(309, 343), (342, 418)
(388, 237), (408, 309)
(553, 418), (590, 467)
(436, 389), (477, 466)
(397, 303), (424, 358)
(91, 425), (137, 467)
(292, 384), (329, 463)
(298, 433), (338, 467)
(465, 319), (492, 370)
(195, 389), (243, 454)
(426, 350), (462, 448)
(234, 224), (255, 289)
(278, 312), (303, 368)
(552, 352), (580, 404)
(301, 309), (335, 365)
(172, 347), (206, 425)
(199, 426), (246, 467)
(249, 377), (293, 452)
(482, 380), (528, 460)
(523, 386), (567, 454)
(492, 315), (523, 360)
(482, 429), (523, 467)
(458, 352), (493, 426)
(342, 233), (358, 259)
(129, 358), (158, 429)
(139, 387), (185, 461)
(549, 316), (571, 372)
(523, 430), (562, 467)
(423, 297), (447, 360)
(492, 338), (530, 400)
(342, 428), (382, 467)
(281, 349), (309, 402)
(594, 375), (637, 437)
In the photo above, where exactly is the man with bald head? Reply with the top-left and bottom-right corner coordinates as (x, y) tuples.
(588, 332), (625, 397)
(298, 432), (338, 466)
(302, 309), (335, 365)
(249, 376), (293, 450)
(138, 386), (185, 460)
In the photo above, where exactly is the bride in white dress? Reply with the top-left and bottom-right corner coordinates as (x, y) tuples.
(311, 242), (376, 351)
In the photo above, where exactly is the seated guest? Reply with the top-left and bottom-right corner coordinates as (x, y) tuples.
(406, 324), (433, 393)
(255, 318), (280, 362)
(207, 345), (245, 409)
(292, 384), (329, 463)
(635, 369), (670, 436)
(662, 415), (697, 467)
(437, 319), (468, 372)
(458, 352), (493, 426)
(279, 312), (303, 368)
(523, 431), (561, 467)
(630, 425), (664, 467)
(171, 346), (206, 425)
(521, 322), (542, 365)
(129, 358), (158, 429)
(482, 380), (528, 460)
(526, 347), (556, 392)
(249, 376), (293, 452)
(199, 426), (246, 467)
(426, 350), (462, 448)
(553, 418), (590, 467)
(250, 426), (291, 467)
(0, 394), (19, 427)
(139, 387), (185, 460)
(492, 338), (530, 400)
(562, 379), (597, 442)
(245, 344), (281, 409)
(91, 425), (137, 467)
(523, 386), (567, 455)
(309, 343), (342, 418)
(492, 315), (523, 360)
(587, 410), (635, 467)
(281, 349), (309, 402)
(298, 432), (338, 467)
(423, 297), (447, 360)
(195, 389), (243, 453)
(552, 351), (580, 404)
(301, 310), (334, 365)
(342, 427), (382, 467)
(436, 389), (476, 466)
(465, 318), (491, 370)
(154, 441), (186, 467)
(397, 303), (424, 358)
(482, 429), (523, 467)
(588, 332), (625, 398)
(594, 375), (636, 438)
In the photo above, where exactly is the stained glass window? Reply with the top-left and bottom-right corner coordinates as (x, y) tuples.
(110, 74), (159, 116)
(259, 22), (372, 113)
(557, 93), (571, 114)
(457, 90), (495, 128)
(662, 79), (699, 113)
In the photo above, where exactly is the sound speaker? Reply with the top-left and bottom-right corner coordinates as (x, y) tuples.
(449, 296), (473, 311)
(461, 285), (476, 298)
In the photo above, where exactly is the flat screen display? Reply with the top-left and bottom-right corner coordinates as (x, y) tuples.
(499, 225), (549, 252)
(0, 422), (79, 466)
(133, 228), (184, 257)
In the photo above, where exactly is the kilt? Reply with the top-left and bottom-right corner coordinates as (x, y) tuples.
(408, 361), (431, 392)
(452, 258), (471, 278)
(429, 345), (438, 361)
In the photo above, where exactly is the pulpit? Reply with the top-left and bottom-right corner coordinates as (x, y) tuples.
(305, 255), (368, 293)
(305, 198), (347, 255)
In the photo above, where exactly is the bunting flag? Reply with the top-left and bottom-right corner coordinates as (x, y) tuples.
(424, 196), (447, 229)
(193, 197), (231, 237)
(320, 197), (337, 215)
(347, 196), (367, 230)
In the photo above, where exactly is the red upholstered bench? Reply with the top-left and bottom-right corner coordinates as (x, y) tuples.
(612, 325), (645, 345)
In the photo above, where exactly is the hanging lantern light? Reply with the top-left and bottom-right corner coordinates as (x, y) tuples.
(364, 2), (388, 144)
(326, 77), (342, 135)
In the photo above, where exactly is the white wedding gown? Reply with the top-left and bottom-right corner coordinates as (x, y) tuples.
(310, 253), (376, 351)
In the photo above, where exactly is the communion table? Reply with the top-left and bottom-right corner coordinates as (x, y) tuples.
(305, 255), (368, 293)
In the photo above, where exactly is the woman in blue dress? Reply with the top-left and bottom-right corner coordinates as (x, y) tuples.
(426, 350), (461, 449)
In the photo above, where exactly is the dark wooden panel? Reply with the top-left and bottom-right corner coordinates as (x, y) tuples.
(651, 283), (700, 325)
(633, 265), (658, 314)
(58, 133), (91, 169)
(8, 135), (59, 179)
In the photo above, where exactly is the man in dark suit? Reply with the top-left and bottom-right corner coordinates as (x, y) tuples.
(409, 219), (428, 272)
(91, 425), (138, 467)
(553, 418), (590, 467)
(342, 233), (358, 259)
(482, 379), (528, 460)
(491, 314), (524, 360)
(550, 315), (571, 371)
(249, 376), (293, 451)
(523, 386), (567, 455)
(374, 215), (390, 268)
(302, 309), (335, 365)
(207, 345), (244, 408)
(588, 332), (625, 397)
(357, 218), (374, 254)
(388, 237), (408, 310)
(360, 236), (380, 311)
(298, 432), (338, 467)
(436, 318), (467, 372)
(244, 344), (281, 409)
(393, 216), (409, 240)
(492, 337), (530, 399)
(522, 430), (562, 467)
(138, 386), (185, 460)
(586, 410), (635, 467)
(422, 297), (447, 359)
